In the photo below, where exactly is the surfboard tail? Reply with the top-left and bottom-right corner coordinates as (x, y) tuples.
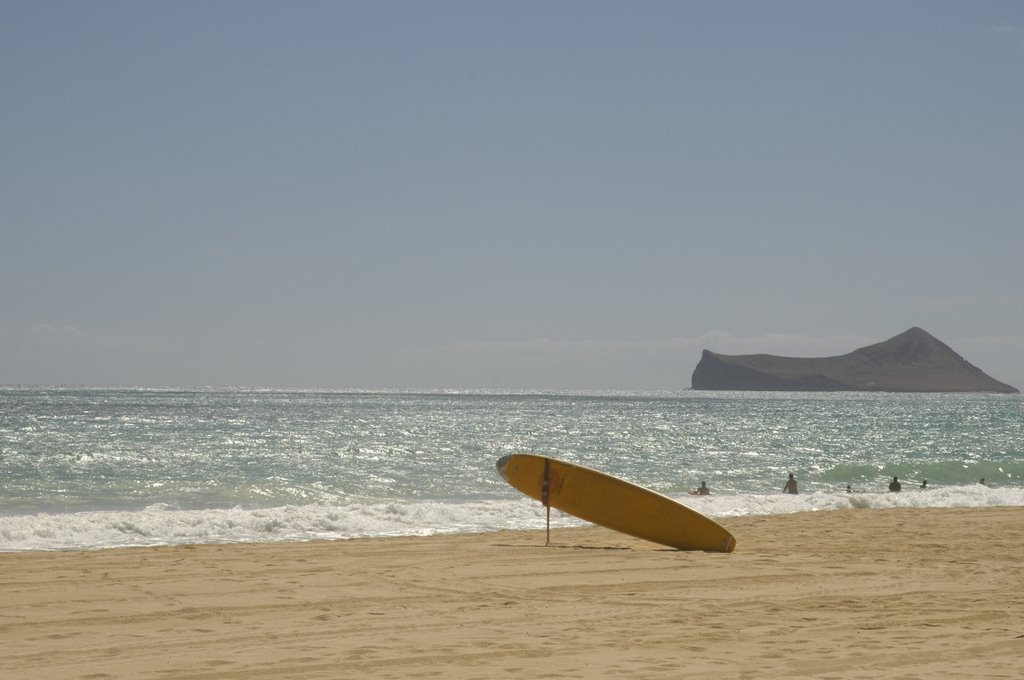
(496, 455), (512, 481)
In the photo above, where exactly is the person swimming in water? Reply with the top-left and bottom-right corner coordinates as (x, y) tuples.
(783, 473), (798, 494)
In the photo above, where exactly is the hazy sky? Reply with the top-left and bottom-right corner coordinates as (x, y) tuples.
(3, 1), (1022, 390)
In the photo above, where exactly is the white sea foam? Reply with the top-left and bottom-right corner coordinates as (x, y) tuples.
(0, 498), (553, 552)
(2, 485), (1020, 552)
(675, 482), (1024, 517)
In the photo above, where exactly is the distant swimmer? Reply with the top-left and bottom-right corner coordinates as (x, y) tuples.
(889, 476), (902, 492)
(689, 481), (710, 496)
(846, 484), (852, 493)
(783, 473), (798, 494)
(920, 480), (928, 489)
(979, 478), (987, 486)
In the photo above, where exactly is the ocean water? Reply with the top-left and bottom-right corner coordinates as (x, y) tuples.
(1, 387), (1022, 552)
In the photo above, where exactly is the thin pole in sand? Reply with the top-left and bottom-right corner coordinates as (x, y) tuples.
(542, 457), (551, 546)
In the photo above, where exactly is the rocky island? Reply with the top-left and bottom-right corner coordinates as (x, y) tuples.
(691, 327), (1018, 393)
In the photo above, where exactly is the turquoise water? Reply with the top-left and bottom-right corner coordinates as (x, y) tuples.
(2, 387), (1021, 551)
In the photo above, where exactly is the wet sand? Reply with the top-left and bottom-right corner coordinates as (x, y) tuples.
(2, 507), (1021, 679)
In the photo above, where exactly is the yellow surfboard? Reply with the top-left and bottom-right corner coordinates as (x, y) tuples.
(497, 453), (736, 553)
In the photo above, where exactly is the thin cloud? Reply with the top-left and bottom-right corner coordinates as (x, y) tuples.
(987, 23), (1024, 50)
(408, 332), (876, 362)
(19, 324), (165, 353)
(0, 324), (174, 385)
(397, 330), (1022, 390)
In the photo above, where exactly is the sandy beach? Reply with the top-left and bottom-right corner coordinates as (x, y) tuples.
(2, 507), (1021, 679)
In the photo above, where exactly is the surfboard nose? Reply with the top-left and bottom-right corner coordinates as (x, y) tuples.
(496, 455), (512, 481)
